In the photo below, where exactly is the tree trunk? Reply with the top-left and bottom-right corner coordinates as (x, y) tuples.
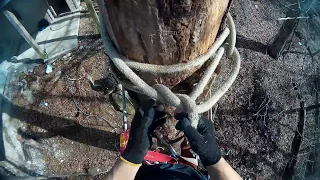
(98, 0), (230, 87)
(97, 0), (231, 152)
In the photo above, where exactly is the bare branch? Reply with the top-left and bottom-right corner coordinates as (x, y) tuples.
(278, 16), (309, 21)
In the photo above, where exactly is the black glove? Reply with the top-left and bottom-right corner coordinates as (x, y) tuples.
(121, 100), (155, 165)
(175, 113), (221, 166)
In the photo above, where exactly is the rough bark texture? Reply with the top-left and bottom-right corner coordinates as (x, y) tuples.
(99, 0), (229, 87)
(97, 0), (230, 152)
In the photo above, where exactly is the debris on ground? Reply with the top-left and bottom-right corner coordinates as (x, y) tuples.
(45, 64), (53, 74)
(39, 102), (48, 107)
(1, 0), (320, 179)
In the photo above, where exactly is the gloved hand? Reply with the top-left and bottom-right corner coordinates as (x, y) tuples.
(120, 100), (156, 166)
(175, 113), (221, 166)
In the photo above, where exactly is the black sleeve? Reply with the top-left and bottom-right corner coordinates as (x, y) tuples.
(135, 164), (208, 180)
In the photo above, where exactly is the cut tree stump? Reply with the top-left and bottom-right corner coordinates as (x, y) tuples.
(98, 0), (230, 87)
(97, 0), (231, 152)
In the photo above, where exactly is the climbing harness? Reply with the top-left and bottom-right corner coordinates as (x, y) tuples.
(99, 13), (241, 128)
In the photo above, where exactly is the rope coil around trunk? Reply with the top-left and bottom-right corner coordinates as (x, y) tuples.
(99, 13), (241, 128)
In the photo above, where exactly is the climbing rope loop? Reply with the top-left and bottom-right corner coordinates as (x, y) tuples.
(99, 13), (241, 128)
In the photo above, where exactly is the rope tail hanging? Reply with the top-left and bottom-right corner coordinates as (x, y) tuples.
(99, 13), (241, 128)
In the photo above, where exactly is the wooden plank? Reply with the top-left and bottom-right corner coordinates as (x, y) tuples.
(44, 13), (53, 24)
(65, 0), (76, 12)
(46, 9), (54, 22)
(72, 0), (80, 10)
(3, 10), (45, 59)
(49, 6), (57, 17)
(85, 0), (100, 33)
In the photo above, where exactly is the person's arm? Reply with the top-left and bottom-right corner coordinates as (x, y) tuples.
(175, 113), (242, 180)
(103, 100), (157, 180)
(206, 157), (242, 180)
(103, 159), (140, 180)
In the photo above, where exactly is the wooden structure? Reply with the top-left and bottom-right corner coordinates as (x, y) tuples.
(85, 0), (100, 33)
(3, 10), (46, 59)
(98, 0), (231, 87)
(2, 0), (80, 61)
(65, 0), (80, 12)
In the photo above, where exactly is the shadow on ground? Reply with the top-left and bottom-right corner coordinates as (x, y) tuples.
(0, 94), (118, 152)
(236, 35), (269, 54)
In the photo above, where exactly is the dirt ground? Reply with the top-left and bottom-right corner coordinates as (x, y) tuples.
(9, 38), (122, 176)
(3, 2), (125, 178)
(3, 0), (320, 179)
(214, 0), (320, 179)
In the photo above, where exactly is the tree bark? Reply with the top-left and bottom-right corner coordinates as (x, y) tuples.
(97, 0), (231, 152)
(98, 0), (230, 87)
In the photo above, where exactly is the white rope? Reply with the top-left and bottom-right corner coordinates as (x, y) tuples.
(226, 13), (236, 57)
(189, 47), (225, 100)
(196, 48), (241, 113)
(123, 29), (230, 74)
(99, 13), (241, 128)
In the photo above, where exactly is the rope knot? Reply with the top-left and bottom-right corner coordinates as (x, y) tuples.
(152, 85), (199, 128)
(176, 94), (199, 128)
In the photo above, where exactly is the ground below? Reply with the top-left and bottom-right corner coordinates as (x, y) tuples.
(2, 0), (320, 179)
(2, 2), (127, 178)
